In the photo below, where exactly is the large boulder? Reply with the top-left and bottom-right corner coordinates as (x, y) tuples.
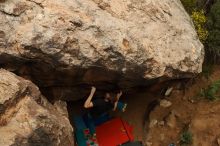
(0, 0), (204, 100)
(0, 69), (74, 146)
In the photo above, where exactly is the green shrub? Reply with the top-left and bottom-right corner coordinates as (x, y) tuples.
(206, 0), (220, 62)
(191, 10), (209, 42)
(181, 0), (209, 42)
(181, 0), (220, 63)
(180, 130), (193, 145)
(200, 79), (220, 100)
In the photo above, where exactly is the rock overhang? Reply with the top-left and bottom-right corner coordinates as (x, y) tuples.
(0, 0), (204, 100)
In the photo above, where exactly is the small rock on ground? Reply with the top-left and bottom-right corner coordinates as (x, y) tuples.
(165, 111), (177, 128)
(149, 119), (158, 128)
(160, 99), (172, 108)
(217, 138), (220, 146)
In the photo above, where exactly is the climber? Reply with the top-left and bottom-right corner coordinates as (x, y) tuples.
(84, 86), (127, 119)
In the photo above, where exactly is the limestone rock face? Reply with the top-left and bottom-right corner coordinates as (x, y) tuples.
(0, 69), (74, 146)
(0, 0), (204, 100)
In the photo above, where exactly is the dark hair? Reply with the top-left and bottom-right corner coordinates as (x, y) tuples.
(105, 92), (118, 103)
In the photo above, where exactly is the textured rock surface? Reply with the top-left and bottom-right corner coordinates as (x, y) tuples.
(0, 0), (204, 100)
(0, 69), (74, 146)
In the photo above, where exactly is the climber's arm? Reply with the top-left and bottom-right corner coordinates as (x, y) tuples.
(113, 91), (123, 111)
(116, 90), (123, 101)
(84, 86), (96, 108)
(113, 101), (118, 111)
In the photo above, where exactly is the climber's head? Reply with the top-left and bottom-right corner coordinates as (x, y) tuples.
(105, 92), (118, 103)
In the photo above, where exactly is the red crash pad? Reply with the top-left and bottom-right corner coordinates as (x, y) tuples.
(96, 118), (134, 146)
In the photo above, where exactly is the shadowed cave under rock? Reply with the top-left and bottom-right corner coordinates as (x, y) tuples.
(0, 53), (164, 102)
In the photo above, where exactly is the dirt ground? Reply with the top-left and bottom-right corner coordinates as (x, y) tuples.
(144, 65), (220, 146)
